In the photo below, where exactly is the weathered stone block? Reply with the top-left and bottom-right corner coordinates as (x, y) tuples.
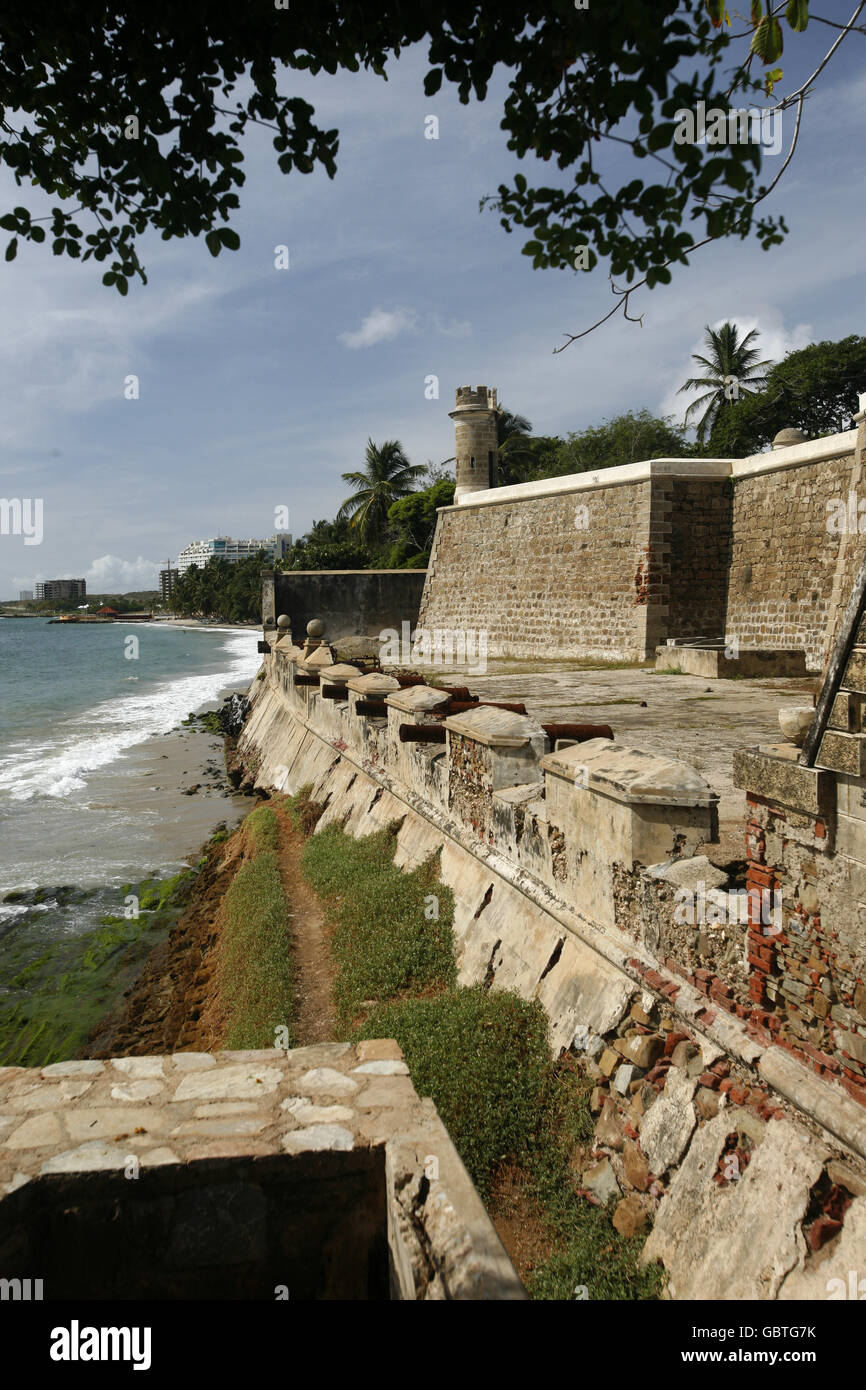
(830, 690), (866, 733)
(733, 747), (834, 818)
(844, 648), (866, 695)
(817, 730), (866, 777)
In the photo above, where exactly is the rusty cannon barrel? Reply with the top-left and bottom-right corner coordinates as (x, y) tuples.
(541, 723), (614, 742)
(437, 686), (477, 702)
(294, 673), (321, 687)
(354, 699), (388, 717)
(398, 724), (447, 744)
(443, 700), (527, 716)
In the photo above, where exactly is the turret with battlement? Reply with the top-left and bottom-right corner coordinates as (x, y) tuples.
(450, 385), (498, 501)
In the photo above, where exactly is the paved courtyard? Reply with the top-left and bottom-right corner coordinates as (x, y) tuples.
(432, 659), (817, 838)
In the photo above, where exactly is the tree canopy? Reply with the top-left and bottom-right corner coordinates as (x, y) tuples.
(0, 1), (845, 332)
(706, 335), (866, 455)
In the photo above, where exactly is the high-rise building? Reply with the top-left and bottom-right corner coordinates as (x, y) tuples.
(159, 563), (178, 603)
(176, 534), (292, 575)
(18, 590), (33, 601)
(35, 579), (87, 601)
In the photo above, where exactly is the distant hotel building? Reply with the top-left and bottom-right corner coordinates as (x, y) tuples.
(176, 535), (292, 575)
(159, 563), (178, 603)
(35, 579), (86, 600)
(18, 590), (33, 601)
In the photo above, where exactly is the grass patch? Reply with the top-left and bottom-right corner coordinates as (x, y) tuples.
(302, 822), (455, 1028)
(285, 783), (327, 836)
(521, 1059), (664, 1301)
(355, 987), (548, 1200)
(218, 806), (295, 1050)
(293, 806), (662, 1299)
(245, 803), (280, 852)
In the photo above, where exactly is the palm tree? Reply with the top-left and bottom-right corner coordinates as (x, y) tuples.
(338, 439), (425, 545)
(678, 322), (773, 444)
(496, 405), (535, 485)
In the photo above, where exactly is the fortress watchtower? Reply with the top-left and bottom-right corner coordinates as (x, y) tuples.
(450, 385), (498, 502)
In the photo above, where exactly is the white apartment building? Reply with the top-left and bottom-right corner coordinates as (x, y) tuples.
(176, 534), (292, 575)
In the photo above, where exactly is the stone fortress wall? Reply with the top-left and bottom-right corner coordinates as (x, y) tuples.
(419, 412), (862, 672)
(237, 554), (866, 1297)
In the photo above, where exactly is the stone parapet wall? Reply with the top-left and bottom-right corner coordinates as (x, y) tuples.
(271, 569), (426, 642)
(232, 655), (866, 1298)
(419, 433), (861, 669)
(244, 653), (866, 1142)
(726, 449), (863, 670)
(420, 477), (655, 661)
(732, 747), (866, 1109)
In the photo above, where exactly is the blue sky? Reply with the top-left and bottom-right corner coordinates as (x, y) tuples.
(1, 14), (864, 598)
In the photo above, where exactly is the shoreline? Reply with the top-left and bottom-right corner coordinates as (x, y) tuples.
(0, 668), (263, 1067)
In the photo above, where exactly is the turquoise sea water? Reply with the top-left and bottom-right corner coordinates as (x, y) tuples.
(0, 618), (259, 903)
(0, 617), (260, 1062)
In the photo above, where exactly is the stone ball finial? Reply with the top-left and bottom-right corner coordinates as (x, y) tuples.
(772, 427), (807, 449)
(276, 614), (291, 630)
(307, 618), (325, 638)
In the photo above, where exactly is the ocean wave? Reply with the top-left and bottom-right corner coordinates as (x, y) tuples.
(0, 629), (259, 802)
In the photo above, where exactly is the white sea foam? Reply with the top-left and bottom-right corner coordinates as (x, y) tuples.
(0, 630), (259, 802)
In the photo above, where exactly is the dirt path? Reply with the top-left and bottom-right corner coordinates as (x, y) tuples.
(271, 803), (337, 1046)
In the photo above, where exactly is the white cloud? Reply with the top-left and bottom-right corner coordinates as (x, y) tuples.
(338, 306), (419, 348)
(84, 555), (161, 592)
(432, 313), (472, 339)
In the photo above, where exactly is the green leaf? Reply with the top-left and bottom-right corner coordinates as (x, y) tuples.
(205, 229), (222, 256)
(424, 68), (443, 97)
(724, 160), (749, 191)
(751, 15), (784, 62)
(102, 272), (116, 286)
(116, 275), (128, 296)
(218, 226), (240, 250)
(5, 237), (17, 262)
(785, 0), (809, 32)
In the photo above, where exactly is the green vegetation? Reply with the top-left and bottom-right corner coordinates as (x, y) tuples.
(0, 866), (198, 1067)
(706, 334), (866, 456)
(12, 590), (159, 617)
(218, 806), (295, 1049)
(356, 988), (548, 1199)
(0, 6), (824, 307)
(337, 438), (426, 545)
(301, 822), (455, 1028)
(288, 793), (663, 1298)
(678, 321), (771, 444)
(171, 549), (268, 622)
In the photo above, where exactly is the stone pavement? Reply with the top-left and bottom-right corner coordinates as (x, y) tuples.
(0, 1042), (525, 1300)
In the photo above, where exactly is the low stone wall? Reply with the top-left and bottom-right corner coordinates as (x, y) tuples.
(230, 647), (866, 1297)
(271, 569), (426, 641)
(0, 1043), (524, 1301)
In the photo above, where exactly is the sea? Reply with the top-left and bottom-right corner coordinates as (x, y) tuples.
(0, 617), (261, 1062)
